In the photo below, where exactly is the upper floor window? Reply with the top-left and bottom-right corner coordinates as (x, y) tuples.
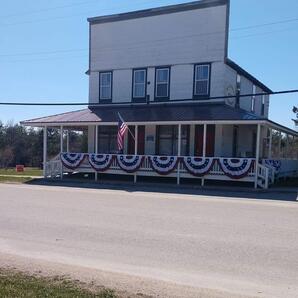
(99, 71), (112, 101)
(133, 69), (147, 100)
(194, 64), (210, 97)
(155, 67), (170, 99)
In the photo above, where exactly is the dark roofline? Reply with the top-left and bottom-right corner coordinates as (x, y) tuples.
(225, 58), (273, 93)
(88, 0), (228, 24)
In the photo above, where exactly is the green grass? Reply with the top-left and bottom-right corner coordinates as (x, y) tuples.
(0, 167), (42, 177)
(0, 176), (33, 183)
(0, 270), (116, 298)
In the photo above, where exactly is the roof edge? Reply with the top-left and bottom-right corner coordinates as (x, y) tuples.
(225, 58), (273, 94)
(88, 0), (228, 25)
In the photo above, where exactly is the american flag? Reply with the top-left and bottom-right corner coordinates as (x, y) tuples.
(117, 113), (128, 152)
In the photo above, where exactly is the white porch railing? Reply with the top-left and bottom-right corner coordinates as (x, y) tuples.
(256, 164), (270, 189)
(44, 154), (298, 189)
(45, 154), (62, 178)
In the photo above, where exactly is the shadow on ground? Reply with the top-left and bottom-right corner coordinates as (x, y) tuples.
(26, 173), (298, 203)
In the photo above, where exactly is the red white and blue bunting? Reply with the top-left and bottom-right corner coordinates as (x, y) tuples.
(88, 154), (113, 172)
(218, 158), (254, 179)
(60, 153), (86, 170)
(262, 159), (281, 174)
(183, 157), (215, 177)
(149, 156), (179, 175)
(116, 155), (144, 173)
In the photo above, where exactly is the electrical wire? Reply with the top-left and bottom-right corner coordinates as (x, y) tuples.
(0, 89), (297, 106)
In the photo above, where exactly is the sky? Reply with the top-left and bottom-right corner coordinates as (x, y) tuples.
(0, 0), (297, 128)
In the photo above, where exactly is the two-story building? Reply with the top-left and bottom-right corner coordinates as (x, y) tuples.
(22, 0), (298, 188)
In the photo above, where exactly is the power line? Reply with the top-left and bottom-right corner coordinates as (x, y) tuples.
(0, 0), (100, 19)
(1, 89), (297, 106)
(231, 17), (298, 31)
(0, 0), (167, 26)
(1, 17), (298, 60)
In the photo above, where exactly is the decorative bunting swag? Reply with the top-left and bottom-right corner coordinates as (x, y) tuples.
(262, 159), (281, 174)
(218, 158), (254, 179)
(88, 154), (113, 172)
(183, 157), (215, 177)
(116, 155), (144, 173)
(60, 153), (86, 170)
(149, 156), (179, 175)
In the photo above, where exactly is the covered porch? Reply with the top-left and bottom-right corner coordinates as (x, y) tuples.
(21, 103), (298, 189)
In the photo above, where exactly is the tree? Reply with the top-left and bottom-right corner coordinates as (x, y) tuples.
(0, 146), (14, 168)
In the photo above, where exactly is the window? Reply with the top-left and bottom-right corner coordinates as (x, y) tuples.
(156, 125), (189, 156)
(97, 126), (118, 153)
(133, 69), (147, 100)
(155, 67), (170, 99)
(194, 64), (210, 97)
(99, 72), (112, 101)
(251, 85), (256, 112)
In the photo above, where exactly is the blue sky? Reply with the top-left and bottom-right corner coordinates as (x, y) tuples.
(0, 0), (297, 128)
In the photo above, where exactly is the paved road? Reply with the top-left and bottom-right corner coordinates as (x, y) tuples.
(0, 184), (297, 297)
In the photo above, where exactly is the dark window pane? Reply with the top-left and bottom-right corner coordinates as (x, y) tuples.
(100, 73), (111, 85)
(156, 83), (168, 97)
(157, 69), (169, 82)
(134, 84), (145, 98)
(134, 70), (145, 83)
(195, 81), (208, 95)
(196, 65), (209, 80)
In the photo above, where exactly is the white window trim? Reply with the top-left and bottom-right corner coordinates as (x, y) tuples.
(99, 72), (112, 100)
(194, 64), (210, 96)
(155, 68), (170, 98)
(133, 69), (147, 99)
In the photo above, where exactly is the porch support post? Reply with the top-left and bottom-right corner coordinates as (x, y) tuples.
(66, 130), (70, 152)
(203, 124), (207, 157)
(201, 124), (207, 186)
(134, 125), (138, 183)
(134, 125), (138, 154)
(254, 124), (261, 189)
(95, 125), (98, 181)
(43, 126), (47, 178)
(60, 126), (63, 153)
(177, 124), (182, 185)
(60, 126), (63, 179)
(286, 134), (289, 159)
(278, 131), (282, 158)
(268, 128), (272, 158)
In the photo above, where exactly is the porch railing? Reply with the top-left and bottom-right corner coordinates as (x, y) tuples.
(45, 154), (297, 189)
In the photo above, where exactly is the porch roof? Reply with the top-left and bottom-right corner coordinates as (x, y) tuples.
(21, 102), (298, 136)
(21, 102), (262, 124)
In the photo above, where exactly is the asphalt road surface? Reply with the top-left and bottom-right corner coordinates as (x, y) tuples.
(0, 183), (297, 298)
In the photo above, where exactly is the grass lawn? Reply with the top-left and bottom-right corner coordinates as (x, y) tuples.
(0, 176), (33, 183)
(0, 167), (42, 177)
(0, 270), (116, 298)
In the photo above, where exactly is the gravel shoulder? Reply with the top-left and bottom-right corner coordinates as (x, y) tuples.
(0, 252), (254, 298)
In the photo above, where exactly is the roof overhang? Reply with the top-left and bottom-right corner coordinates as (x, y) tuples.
(87, 0), (229, 25)
(20, 103), (298, 136)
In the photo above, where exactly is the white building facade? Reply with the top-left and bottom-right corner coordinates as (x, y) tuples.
(22, 0), (298, 188)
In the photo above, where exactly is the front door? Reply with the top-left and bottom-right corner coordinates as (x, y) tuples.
(194, 125), (215, 157)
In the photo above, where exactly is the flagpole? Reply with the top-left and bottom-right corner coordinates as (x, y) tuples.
(118, 112), (135, 141)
